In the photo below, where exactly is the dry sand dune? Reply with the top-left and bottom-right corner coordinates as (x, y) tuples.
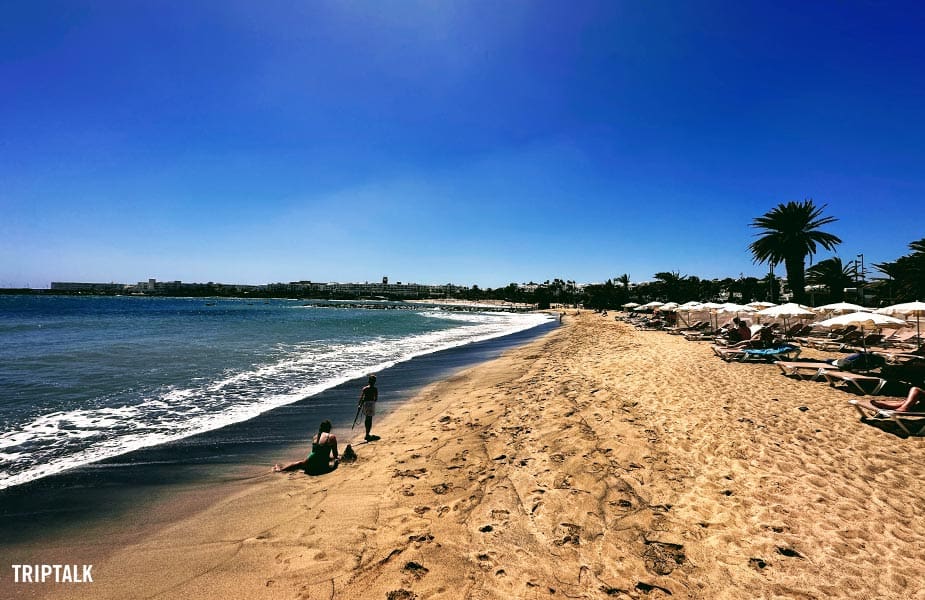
(50, 313), (925, 599)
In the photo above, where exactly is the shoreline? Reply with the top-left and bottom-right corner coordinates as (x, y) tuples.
(0, 309), (556, 498)
(2, 313), (923, 599)
(0, 319), (557, 595)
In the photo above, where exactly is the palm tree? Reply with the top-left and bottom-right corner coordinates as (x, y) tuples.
(617, 273), (631, 289)
(654, 271), (687, 302)
(806, 257), (854, 303)
(874, 237), (925, 302)
(748, 200), (842, 304)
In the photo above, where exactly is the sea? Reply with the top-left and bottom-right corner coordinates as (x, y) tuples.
(0, 295), (554, 494)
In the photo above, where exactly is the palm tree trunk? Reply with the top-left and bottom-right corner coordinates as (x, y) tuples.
(785, 255), (806, 304)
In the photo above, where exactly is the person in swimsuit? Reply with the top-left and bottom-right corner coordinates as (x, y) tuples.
(360, 374), (378, 441)
(871, 386), (924, 412)
(273, 420), (339, 475)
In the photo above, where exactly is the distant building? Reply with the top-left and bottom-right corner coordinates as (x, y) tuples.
(51, 282), (126, 293)
(52, 277), (466, 298)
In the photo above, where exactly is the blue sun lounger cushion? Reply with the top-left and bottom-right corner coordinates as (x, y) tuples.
(743, 344), (799, 357)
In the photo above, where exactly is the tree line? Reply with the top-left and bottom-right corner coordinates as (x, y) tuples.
(485, 199), (922, 310)
(8, 200), (920, 308)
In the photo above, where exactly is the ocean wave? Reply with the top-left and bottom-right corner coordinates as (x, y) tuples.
(0, 310), (551, 490)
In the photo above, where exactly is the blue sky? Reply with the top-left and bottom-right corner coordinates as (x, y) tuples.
(2, 1), (923, 288)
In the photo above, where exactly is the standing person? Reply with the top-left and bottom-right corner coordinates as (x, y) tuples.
(359, 374), (378, 441)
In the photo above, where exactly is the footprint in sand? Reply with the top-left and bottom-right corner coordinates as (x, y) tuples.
(490, 508), (510, 520)
(394, 468), (427, 479)
(643, 540), (686, 575)
(776, 546), (804, 559)
(402, 561), (429, 579)
(553, 523), (582, 546)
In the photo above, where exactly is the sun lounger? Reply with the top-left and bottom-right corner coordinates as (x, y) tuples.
(849, 399), (925, 435)
(774, 360), (835, 380)
(715, 345), (801, 362)
(805, 330), (863, 352)
(874, 347), (925, 365)
(792, 324), (814, 338)
(878, 329), (920, 350)
(852, 333), (885, 350)
(795, 325), (857, 346)
(684, 330), (717, 341)
(821, 370), (887, 396)
(664, 320), (707, 335)
(805, 340), (847, 351)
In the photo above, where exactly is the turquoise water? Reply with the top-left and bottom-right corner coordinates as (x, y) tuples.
(0, 295), (551, 490)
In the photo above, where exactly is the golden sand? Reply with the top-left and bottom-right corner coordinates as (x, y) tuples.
(24, 313), (925, 599)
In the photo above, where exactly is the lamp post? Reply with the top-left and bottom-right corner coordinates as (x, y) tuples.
(856, 253), (865, 306)
(768, 263), (775, 303)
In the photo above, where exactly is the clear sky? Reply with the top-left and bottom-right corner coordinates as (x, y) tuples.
(2, 1), (923, 288)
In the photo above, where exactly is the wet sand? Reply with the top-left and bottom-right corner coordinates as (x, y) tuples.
(11, 312), (925, 599)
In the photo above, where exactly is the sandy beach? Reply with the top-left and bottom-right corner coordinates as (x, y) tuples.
(12, 312), (925, 600)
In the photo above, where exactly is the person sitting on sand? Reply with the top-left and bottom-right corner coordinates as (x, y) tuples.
(871, 386), (925, 412)
(274, 420), (339, 475)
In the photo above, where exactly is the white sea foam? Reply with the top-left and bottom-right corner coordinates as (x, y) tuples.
(0, 310), (552, 490)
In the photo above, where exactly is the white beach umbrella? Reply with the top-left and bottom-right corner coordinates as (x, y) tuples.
(634, 301), (664, 314)
(639, 301), (665, 309)
(718, 303), (756, 312)
(695, 302), (726, 329)
(746, 301), (776, 309)
(622, 302), (641, 309)
(875, 301), (925, 346)
(755, 302), (816, 319)
(814, 302), (871, 315)
(716, 304), (757, 327)
(678, 301), (703, 310)
(816, 311), (907, 350)
(673, 301), (704, 326)
(698, 302), (724, 310)
(817, 311), (906, 329)
(756, 302), (816, 332)
(717, 303), (755, 316)
(656, 302), (680, 312)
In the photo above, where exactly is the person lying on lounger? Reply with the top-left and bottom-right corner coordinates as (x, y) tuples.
(870, 386), (925, 412)
(719, 327), (776, 350)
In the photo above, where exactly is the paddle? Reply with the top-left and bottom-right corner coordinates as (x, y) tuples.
(351, 402), (362, 430)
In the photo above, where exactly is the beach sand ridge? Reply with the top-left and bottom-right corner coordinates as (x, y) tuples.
(35, 312), (925, 600)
